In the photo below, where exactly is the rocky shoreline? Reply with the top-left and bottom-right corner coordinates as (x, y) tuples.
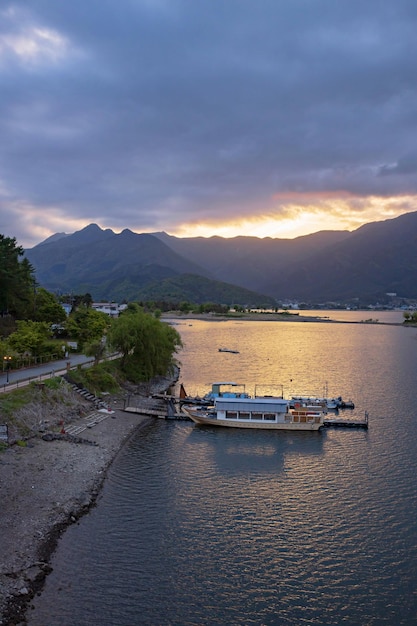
(0, 373), (177, 626)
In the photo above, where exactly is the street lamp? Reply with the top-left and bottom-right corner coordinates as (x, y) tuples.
(3, 356), (12, 383)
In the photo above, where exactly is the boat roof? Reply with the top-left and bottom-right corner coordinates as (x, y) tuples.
(215, 396), (288, 410)
(211, 382), (240, 386)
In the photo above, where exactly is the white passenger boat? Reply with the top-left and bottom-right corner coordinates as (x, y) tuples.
(183, 395), (324, 431)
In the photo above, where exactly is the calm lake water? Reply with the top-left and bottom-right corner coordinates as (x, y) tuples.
(29, 313), (417, 625)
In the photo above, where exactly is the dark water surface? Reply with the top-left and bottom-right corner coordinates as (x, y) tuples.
(29, 316), (417, 625)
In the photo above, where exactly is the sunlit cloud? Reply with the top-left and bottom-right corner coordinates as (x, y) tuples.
(3, 202), (90, 248)
(0, 7), (72, 67)
(1, 2), (417, 247)
(5, 193), (417, 249)
(0, 29), (70, 66)
(171, 195), (417, 239)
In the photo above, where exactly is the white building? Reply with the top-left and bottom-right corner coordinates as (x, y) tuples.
(91, 302), (127, 317)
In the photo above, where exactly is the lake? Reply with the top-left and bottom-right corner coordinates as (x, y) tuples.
(29, 314), (417, 625)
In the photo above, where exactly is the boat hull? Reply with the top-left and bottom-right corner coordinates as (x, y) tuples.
(184, 409), (323, 431)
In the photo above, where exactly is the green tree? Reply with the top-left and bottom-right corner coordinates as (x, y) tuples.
(59, 293), (93, 312)
(403, 311), (417, 323)
(82, 293), (93, 307)
(65, 306), (110, 350)
(84, 338), (107, 366)
(179, 301), (192, 313)
(0, 338), (10, 360)
(0, 235), (36, 318)
(108, 307), (182, 382)
(8, 320), (52, 356)
(33, 288), (67, 324)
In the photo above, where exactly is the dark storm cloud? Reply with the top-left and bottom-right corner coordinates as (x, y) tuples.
(1, 0), (417, 245)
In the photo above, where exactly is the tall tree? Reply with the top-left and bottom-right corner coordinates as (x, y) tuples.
(0, 235), (36, 318)
(8, 320), (52, 356)
(108, 306), (182, 382)
(65, 305), (111, 350)
(32, 288), (67, 324)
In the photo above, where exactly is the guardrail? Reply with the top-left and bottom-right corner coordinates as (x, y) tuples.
(0, 353), (122, 395)
(0, 362), (92, 394)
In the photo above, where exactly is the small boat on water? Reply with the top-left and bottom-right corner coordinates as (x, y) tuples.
(337, 399), (355, 409)
(290, 396), (339, 410)
(183, 395), (325, 431)
(290, 395), (355, 410)
(218, 348), (240, 354)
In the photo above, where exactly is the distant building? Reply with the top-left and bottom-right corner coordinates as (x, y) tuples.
(91, 302), (127, 317)
(61, 303), (72, 316)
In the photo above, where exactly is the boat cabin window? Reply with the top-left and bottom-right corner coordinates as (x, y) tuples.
(239, 412), (250, 420)
(225, 411), (238, 419)
(263, 413), (276, 421)
(250, 412), (263, 420)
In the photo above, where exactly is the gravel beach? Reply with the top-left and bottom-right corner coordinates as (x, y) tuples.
(0, 375), (176, 626)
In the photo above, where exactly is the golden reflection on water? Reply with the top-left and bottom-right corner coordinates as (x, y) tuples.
(176, 320), (364, 399)
(29, 314), (417, 625)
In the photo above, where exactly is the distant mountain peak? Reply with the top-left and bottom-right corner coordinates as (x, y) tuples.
(81, 223), (102, 232)
(70, 223), (115, 243)
(120, 228), (136, 237)
(23, 212), (417, 304)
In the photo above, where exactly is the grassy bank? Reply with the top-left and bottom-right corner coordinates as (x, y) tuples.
(67, 359), (122, 395)
(0, 377), (91, 443)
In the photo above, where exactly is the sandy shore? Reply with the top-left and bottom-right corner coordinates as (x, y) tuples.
(0, 377), (175, 625)
(162, 311), (407, 326)
(162, 311), (329, 322)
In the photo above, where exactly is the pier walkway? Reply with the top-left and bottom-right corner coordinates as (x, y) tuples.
(323, 412), (369, 429)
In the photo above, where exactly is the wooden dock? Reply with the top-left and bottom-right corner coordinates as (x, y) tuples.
(124, 406), (167, 419)
(124, 397), (190, 420)
(323, 412), (368, 429)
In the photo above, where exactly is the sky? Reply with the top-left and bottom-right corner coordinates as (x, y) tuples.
(1, 0), (417, 248)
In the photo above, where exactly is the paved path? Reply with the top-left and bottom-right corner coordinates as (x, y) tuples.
(0, 354), (120, 394)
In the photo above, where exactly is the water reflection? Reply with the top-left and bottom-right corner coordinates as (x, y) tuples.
(185, 425), (324, 476)
(29, 319), (417, 626)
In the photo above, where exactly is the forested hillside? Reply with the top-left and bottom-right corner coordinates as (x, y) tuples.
(24, 211), (417, 305)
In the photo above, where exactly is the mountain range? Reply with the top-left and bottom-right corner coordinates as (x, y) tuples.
(24, 211), (417, 306)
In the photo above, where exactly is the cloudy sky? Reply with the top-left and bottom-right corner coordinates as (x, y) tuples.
(1, 0), (417, 248)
